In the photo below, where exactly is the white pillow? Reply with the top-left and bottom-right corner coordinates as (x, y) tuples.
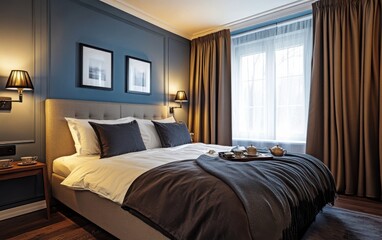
(65, 117), (134, 155)
(134, 116), (176, 149)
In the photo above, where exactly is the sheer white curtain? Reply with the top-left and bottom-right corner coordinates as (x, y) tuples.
(231, 16), (312, 153)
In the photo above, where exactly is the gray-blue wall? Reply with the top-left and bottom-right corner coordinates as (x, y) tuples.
(49, 0), (190, 106)
(0, 0), (190, 211)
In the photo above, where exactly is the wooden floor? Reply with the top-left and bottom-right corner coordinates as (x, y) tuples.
(0, 195), (381, 240)
(0, 204), (117, 240)
(334, 195), (382, 216)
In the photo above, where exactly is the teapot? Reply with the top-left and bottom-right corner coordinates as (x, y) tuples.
(269, 145), (287, 156)
(245, 145), (257, 155)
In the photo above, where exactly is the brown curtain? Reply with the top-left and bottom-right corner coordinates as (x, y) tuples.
(188, 29), (232, 145)
(306, 0), (382, 199)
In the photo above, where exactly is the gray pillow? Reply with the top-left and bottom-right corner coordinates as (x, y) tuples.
(152, 121), (192, 147)
(89, 120), (146, 158)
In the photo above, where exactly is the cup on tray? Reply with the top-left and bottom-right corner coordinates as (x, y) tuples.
(233, 149), (244, 158)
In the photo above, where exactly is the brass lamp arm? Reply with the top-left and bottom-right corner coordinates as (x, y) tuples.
(0, 89), (23, 103)
(169, 102), (183, 114)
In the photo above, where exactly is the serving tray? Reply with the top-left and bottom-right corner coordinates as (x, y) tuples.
(218, 152), (273, 161)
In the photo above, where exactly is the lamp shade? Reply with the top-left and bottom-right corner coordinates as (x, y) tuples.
(5, 70), (34, 90)
(174, 90), (188, 102)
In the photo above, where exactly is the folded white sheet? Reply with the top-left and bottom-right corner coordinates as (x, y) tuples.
(53, 154), (99, 177)
(60, 143), (232, 204)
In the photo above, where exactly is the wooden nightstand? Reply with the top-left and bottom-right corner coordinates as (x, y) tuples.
(0, 161), (50, 219)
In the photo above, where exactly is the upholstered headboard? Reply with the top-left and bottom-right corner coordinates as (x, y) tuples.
(45, 98), (168, 179)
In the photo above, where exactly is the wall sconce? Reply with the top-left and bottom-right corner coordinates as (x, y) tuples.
(169, 90), (188, 114)
(0, 70), (34, 111)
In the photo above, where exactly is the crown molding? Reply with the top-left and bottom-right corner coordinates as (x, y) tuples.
(100, 0), (193, 39)
(191, 0), (314, 39)
(101, 0), (315, 40)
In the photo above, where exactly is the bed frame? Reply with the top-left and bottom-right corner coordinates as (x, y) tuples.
(45, 99), (168, 239)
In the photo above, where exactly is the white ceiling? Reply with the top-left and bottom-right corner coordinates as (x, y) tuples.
(101, 0), (313, 39)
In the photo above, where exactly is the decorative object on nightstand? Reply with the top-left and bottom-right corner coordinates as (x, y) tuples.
(0, 160), (50, 219)
(0, 70), (34, 111)
(169, 90), (188, 113)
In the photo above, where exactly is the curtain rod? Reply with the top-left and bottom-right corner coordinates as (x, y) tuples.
(232, 14), (312, 39)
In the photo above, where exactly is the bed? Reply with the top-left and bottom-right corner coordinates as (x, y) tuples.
(46, 98), (172, 239)
(45, 98), (336, 240)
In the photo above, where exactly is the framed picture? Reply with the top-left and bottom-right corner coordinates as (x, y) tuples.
(80, 43), (113, 90)
(126, 56), (151, 95)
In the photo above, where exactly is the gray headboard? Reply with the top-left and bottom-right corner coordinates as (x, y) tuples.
(45, 98), (168, 179)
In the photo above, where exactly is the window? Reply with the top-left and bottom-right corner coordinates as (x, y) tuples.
(231, 16), (312, 153)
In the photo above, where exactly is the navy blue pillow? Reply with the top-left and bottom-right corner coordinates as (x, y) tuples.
(89, 120), (146, 158)
(152, 121), (192, 147)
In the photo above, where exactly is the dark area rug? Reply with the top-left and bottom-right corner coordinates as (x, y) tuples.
(303, 206), (382, 240)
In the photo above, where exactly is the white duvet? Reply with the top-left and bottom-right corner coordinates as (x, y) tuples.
(61, 143), (232, 205)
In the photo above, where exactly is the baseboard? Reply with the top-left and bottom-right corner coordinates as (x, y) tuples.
(0, 200), (46, 221)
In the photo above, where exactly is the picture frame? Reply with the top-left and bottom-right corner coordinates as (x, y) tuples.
(80, 43), (113, 90)
(126, 56), (151, 95)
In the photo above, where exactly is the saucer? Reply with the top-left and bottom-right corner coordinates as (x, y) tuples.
(0, 165), (13, 169)
(17, 161), (37, 166)
(244, 152), (259, 157)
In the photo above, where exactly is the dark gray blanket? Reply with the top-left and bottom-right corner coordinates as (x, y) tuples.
(122, 153), (335, 240)
(197, 153), (336, 240)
